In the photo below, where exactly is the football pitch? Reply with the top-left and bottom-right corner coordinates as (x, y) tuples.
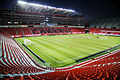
(15, 34), (120, 67)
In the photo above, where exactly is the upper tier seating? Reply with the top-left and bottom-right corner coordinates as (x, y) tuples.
(89, 17), (120, 29)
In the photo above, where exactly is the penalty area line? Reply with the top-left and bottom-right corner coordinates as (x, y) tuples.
(30, 46), (62, 63)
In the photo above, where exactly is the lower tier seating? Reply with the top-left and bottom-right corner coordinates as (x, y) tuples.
(0, 27), (85, 36)
(0, 35), (47, 79)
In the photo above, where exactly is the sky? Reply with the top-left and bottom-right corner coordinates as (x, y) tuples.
(0, 0), (120, 20)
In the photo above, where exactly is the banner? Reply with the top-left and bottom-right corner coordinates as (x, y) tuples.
(25, 34), (41, 37)
(12, 35), (23, 38)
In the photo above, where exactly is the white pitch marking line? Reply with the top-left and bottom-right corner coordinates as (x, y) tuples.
(40, 37), (101, 51)
(30, 44), (62, 63)
(32, 37), (102, 63)
(30, 38), (83, 63)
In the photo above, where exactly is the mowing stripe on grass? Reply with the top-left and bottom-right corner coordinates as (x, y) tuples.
(29, 37), (75, 60)
(15, 34), (120, 67)
(30, 45), (62, 63)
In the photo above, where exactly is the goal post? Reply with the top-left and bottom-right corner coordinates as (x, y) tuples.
(24, 39), (32, 45)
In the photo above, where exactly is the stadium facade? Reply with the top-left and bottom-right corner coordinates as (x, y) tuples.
(0, 1), (85, 27)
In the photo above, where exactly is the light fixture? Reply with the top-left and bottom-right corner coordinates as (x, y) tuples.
(18, 1), (75, 12)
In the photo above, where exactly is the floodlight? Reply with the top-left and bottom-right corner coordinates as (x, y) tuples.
(30, 3), (40, 6)
(18, 1), (75, 12)
(18, 1), (27, 5)
(67, 10), (75, 12)
(30, 3), (44, 7)
(48, 6), (56, 9)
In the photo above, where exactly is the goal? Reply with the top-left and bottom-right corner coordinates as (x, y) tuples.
(24, 39), (32, 45)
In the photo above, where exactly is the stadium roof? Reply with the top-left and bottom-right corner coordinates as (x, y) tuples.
(13, 0), (80, 16)
(0, 0), (120, 20)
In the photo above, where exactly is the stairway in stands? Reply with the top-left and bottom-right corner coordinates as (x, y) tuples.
(0, 35), (53, 79)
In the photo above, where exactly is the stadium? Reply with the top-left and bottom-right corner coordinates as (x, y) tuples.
(0, 0), (120, 80)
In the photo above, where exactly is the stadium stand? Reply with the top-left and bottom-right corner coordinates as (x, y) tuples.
(71, 28), (85, 33)
(89, 28), (120, 35)
(0, 27), (85, 36)
(0, 34), (51, 79)
(89, 17), (120, 29)
(22, 27), (32, 35)
(1, 27), (120, 37)
(16, 27), (24, 35)
(0, 8), (84, 26)
(0, 28), (17, 35)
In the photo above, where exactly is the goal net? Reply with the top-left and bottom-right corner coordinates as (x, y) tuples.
(24, 39), (32, 45)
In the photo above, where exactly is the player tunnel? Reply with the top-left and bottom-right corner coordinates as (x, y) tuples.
(85, 29), (89, 33)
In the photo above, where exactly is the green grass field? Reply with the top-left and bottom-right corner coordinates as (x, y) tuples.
(15, 34), (120, 67)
